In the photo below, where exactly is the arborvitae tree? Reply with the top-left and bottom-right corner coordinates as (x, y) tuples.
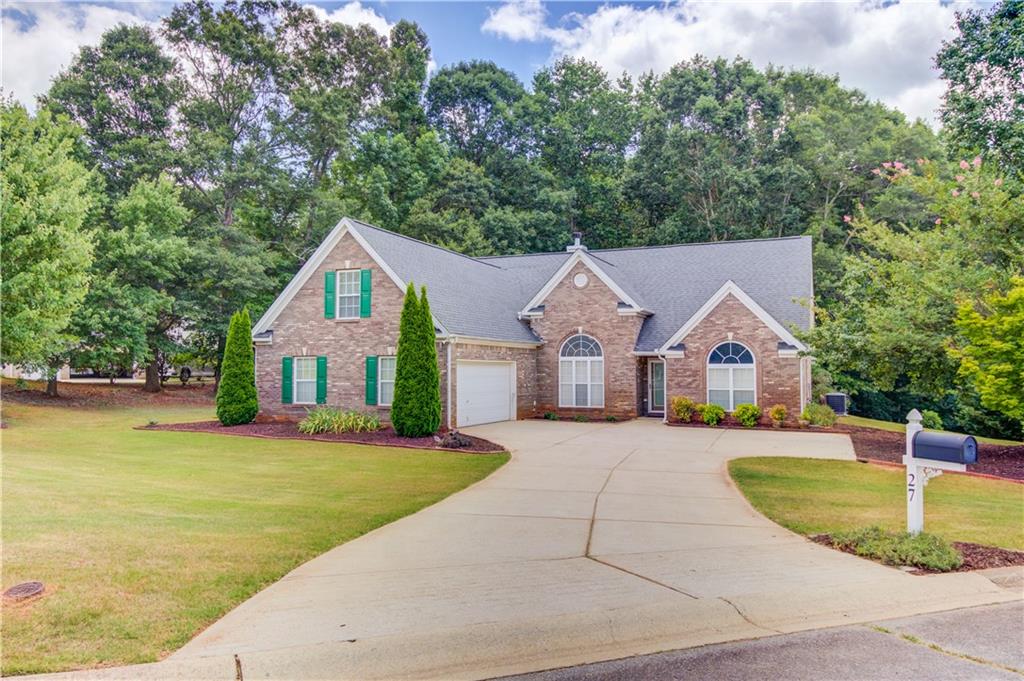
(418, 285), (442, 433)
(216, 308), (258, 426)
(391, 283), (423, 436)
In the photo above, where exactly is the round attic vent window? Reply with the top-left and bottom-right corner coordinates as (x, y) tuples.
(573, 272), (589, 288)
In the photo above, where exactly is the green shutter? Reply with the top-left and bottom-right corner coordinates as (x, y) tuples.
(365, 355), (378, 406)
(324, 271), (336, 319)
(316, 356), (327, 405)
(281, 356), (293, 404)
(359, 269), (372, 318)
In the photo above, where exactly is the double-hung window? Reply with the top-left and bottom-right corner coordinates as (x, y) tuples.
(293, 356), (318, 404)
(337, 270), (361, 319)
(378, 356), (396, 406)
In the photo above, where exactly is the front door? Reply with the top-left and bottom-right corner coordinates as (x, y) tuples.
(648, 360), (665, 414)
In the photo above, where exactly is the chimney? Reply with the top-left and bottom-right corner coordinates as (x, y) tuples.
(566, 231), (587, 252)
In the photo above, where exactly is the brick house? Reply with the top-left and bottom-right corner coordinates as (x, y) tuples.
(252, 218), (814, 427)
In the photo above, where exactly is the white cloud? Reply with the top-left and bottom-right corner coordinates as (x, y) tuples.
(482, 0), (965, 125)
(482, 0), (548, 41)
(309, 1), (391, 37)
(2, 3), (153, 110)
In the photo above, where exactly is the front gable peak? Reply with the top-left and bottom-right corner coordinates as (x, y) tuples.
(518, 250), (646, 318)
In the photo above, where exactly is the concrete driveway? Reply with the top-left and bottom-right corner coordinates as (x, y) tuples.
(32, 420), (1018, 680)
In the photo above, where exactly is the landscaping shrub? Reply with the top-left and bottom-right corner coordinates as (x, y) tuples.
(830, 526), (962, 571)
(921, 409), (944, 430)
(768, 403), (787, 426)
(697, 403), (725, 426)
(605, 414), (618, 422)
(671, 396), (697, 422)
(573, 414), (588, 423)
(801, 402), (838, 427)
(298, 407), (381, 434)
(543, 411), (559, 420)
(216, 308), (258, 426)
(391, 284), (442, 437)
(734, 403), (762, 428)
(14, 378), (28, 391)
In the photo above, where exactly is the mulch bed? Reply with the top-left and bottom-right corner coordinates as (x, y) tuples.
(835, 424), (1024, 482)
(146, 420), (507, 453)
(811, 533), (1024, 573)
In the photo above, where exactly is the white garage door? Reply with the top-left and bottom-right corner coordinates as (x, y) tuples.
(457, 361), (515, 427)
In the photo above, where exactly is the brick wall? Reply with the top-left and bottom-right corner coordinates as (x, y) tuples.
(528, 261), (644, 418)
(255, 232), (411, 419)
(664, 293), (805, 421)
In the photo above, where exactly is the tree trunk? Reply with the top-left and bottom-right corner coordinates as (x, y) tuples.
(144, 360), (162, 393)
(46, 377), (59, 397)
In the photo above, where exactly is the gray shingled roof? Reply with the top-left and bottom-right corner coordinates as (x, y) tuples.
(352, 219), (813, 351)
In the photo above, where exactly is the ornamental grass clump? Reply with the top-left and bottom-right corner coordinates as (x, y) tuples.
(733, 403), (762, 427)
(298, 407), (381, 434)
(830, 526), (962, 572)
(216, 308), (258, 426)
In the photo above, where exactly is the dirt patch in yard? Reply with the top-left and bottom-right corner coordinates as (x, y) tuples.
(835, 424), (1024, 482)
(2, 379), (215, 408)
(146, 420), (506, 453)
(811, 533), (1024, 573)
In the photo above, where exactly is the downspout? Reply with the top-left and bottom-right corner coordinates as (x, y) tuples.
(659, 352), (668, 424)
(446, 336), (455, 430)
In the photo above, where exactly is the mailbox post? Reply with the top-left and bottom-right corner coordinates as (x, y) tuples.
(903, 409), (976, 534)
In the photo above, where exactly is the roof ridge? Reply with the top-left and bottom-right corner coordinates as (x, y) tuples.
(480, 234), (810, 259)
(349, 218), (503, 270)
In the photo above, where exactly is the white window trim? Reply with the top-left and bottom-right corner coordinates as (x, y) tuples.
(706, 342), (756, 412)
(293, 356), (317, 405)
(558, 335), (605, 409)
(336, 269), (361, 320)
(378, 355), (396, 407)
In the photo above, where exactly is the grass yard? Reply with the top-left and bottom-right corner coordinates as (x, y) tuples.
(729, 457), (1024, 551)
(1, 401), (508, 675)
(838, 414), (1023, 446)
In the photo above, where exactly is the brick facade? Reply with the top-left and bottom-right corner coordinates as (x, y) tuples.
(256, 236), (808, 425)
(527, 261), (644, 419)
(664, 294), (806, 421)
(255, 232), (407, 419)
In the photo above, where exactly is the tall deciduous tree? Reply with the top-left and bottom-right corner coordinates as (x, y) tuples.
(69, 177), (191, 391)
(936, 0), (1024, 173)
(44, 24), (179, 198)
(0, 102), (96, 394)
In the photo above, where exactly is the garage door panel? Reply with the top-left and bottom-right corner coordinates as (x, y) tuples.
(457, 362), (514, 427)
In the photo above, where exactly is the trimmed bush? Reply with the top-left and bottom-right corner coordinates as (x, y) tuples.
(216, 308), (258, 426)
(543, 411), (559, 420)
(801, 402), (838, 427)
(391, 283), (442, 437)
(768, 403), (787, 426)
(830, 526), (962, 572)
(921, 409), (944, 430)
(298, 407), (381, 434)
(671, 396), (697, 422)
(573, 414), (588, 422)
(697, 403), (726, 426)
(734, 403), (762, 428)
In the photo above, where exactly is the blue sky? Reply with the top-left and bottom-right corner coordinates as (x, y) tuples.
(2, 1), (982, 124)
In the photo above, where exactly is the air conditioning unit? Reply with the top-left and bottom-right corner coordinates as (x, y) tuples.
(824, 392), (848, 416)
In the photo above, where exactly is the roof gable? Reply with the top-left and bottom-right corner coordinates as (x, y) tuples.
(518, 249), (646, 316)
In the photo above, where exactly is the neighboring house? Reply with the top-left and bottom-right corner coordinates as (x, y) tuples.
(253, 218), (814, 428)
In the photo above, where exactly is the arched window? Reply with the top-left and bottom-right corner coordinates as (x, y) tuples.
(559, 334), (604, 408)
(707, 341), (755, 411)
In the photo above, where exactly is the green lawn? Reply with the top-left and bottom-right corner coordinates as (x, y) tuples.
(1, 401), (507, 675)
(838, 414), (1023, 446)
(729, 457), (1024, 551)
